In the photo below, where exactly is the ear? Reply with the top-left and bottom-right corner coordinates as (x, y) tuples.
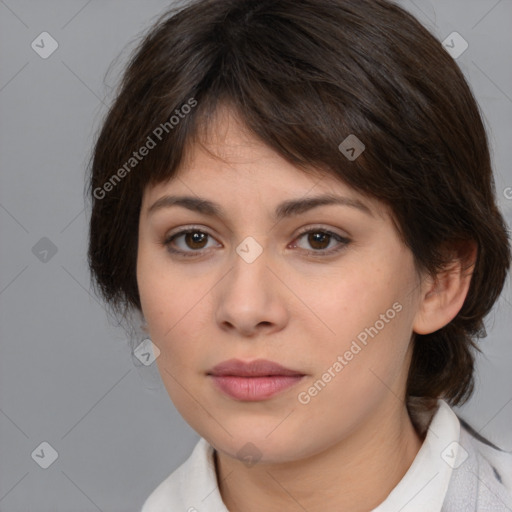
(413, 240), (478, 335)
(141, 319), (150, 335)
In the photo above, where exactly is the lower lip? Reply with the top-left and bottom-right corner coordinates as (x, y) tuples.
(210, 375), (305, 401)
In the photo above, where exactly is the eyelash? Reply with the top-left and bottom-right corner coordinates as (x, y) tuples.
(162, 225), (351, 259)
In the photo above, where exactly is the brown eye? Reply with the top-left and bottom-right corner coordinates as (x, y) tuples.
(306, 232), (331, 250)
(293, 228), (351, 257)
(183, 231), (208, 249)
(164, 229), (220, 257)
(163, 226), (350, 259)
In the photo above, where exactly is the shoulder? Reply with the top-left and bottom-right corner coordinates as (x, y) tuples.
(412, 398), (512, 494)
(415, 399), (512, 511)
(459, 416), (512, 491)
(453, 416), (512, 510)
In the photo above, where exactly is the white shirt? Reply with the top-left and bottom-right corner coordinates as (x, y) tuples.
(141, 399), (512, 511)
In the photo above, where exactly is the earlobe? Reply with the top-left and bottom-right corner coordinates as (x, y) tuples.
(141, 318), (150, 334)
(413, 241), (477, 335)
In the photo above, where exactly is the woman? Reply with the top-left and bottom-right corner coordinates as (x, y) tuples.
(87, 0), (512, 510)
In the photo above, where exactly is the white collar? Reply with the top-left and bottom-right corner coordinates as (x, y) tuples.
(141, 399), (460, 511)
(370, 399), (460, 511)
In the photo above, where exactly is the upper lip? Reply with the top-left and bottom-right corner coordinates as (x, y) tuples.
(208, 358), (304, 377)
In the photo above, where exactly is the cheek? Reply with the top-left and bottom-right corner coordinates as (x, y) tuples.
(297, 305), (414, 437)
(140, 279), (199, 354)
(295, 266), (391, 343)
(137, 254), (181, 351)
(137, 243), (190, 327)
(137, 258), (213, 374)
(300, 265), (415, 386)
(138, 265), (209, 409)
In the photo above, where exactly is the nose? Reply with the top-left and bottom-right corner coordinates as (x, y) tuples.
(214, 244), (289, 338)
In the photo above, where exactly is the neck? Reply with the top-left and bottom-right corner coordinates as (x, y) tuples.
(214, 402), (425, 512)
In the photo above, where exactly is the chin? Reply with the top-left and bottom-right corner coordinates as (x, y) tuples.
(201, 423), (315, 465)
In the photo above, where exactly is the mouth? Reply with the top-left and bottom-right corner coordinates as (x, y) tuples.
(207, 359), (306, 401)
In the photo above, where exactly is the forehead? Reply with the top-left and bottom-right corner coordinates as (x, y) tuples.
(141, 105), (389, 221)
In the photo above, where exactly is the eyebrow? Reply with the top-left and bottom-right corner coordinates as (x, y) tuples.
(146, 193), (374, 221)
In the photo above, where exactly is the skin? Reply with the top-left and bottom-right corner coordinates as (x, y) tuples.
(136, 107), (475, 511)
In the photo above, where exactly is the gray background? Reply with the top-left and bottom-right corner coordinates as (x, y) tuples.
(0, 0), (511, 510)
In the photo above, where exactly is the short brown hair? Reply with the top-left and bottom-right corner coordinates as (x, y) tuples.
(87, 0), (511, 415)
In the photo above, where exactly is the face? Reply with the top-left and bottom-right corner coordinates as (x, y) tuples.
(137, 108), (426, 464)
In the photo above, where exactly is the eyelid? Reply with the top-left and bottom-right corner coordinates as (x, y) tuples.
(293, 224), (350, 239)
(164, 224), (216, 239)
(164, 223), (349, 240)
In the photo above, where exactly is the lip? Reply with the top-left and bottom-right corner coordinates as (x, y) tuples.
(209, 358), (304, 377)
(208, 359), (306, 401)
